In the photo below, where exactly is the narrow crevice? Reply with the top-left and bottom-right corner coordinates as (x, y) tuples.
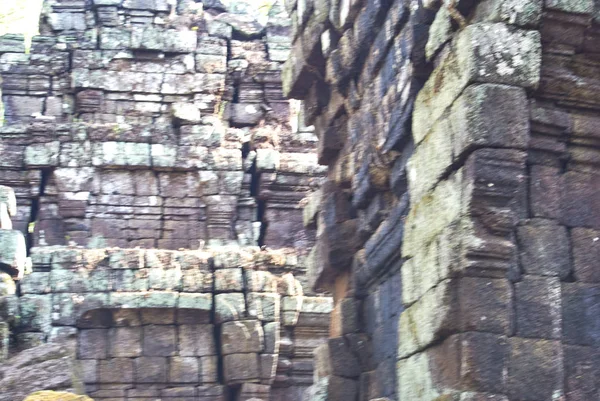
(209, 257), (226, 388)
(26, 168), (51, 252)
(241, 141), (251, 159)
(246, 156), (268, 247)
(256, 199), (267, 247)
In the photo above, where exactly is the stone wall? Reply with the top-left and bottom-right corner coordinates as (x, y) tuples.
(286, 0), (600, 400)
(0, 1), (334, 401)
(0, 0), (324, 251)
(9, 246), (331, 401)
(0, 192), (333, 401)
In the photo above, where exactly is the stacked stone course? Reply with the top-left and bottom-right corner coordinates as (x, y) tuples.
(0, 1), (333, 401)
(1, 245), (330, 401)
(0, 0), (325, 251)
(286, 0), (600, 400)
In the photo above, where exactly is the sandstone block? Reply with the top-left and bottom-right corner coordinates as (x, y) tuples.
(515, 276), (561, 339)
(109, 326), (142, 357)
(214, 268), (244, 292)
(506, 338), (563, 400)
(179, 324), (216, 356)
(135, 356), (167, 383)
(168, 356), (199, 383)
(215, 293), (246, 323)
(143, 325), (177, 356)
(78, 328), (108, 359)
(413, 23), (541, 144)
(517, 219), (571, 278)
(221, 320), (264, 355)
(99, 358), (134, 383)
(563, 282), (600, 347)
(223, 353), (260, 384)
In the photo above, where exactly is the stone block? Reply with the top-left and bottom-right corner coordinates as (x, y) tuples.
(112, 309), (141, 326)
(179, 324), (216, 356)
(460, 332), (507, 393)
(221, 320), (264, 355)
(214, 268), (244, 292)
(178, 293), (212, 311)
(98, 358), (134, 383)
(168, 356), (199, 383)
(138, 291), (179, 308)
(18, 294), (52, 333)
(109, 326), (142, 357)
(215, 293), (246, 323)
(247, 292), (278, 322)
(572, 227), (600, 282)
(506, 338), (563, 400)
(517, 219), (571, 278)
(223, 353), (260, 384)
(143, 325), (177, 356)
(564, 344), (600, 401)
(515, 276), (561, 339)
(0, 186), (17, 217)
(458, 277), (513, 335)
(329, 298), (358, 337)
(472, 0), (542, 27)
(130, 26), (196, 52)
(78, 328), (108, 359)
(530, 165), (561, 219)
(563, 282), (600, 347)
(561, 171), (600, 229)
(327, 337), (361, 378)
(79, 359), (98, 384)
(135, 356), (167, 383)
(413, 23), (541, 144)
(237, 382), (271, 401)
(230, 103), (264, 126)
(546, 0), (594, 13)
(2, 96), (44, 119)
(200, 355), (219, 383)
(182, 270), (214, 292)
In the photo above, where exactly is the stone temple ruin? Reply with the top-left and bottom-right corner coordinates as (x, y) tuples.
(1, 0), (600, 401)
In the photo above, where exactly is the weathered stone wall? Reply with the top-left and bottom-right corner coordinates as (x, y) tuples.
(0, 1), (334, 401)
(0, 0), (324, 251)
(286, 0), (600, 400)
(6, 246), (331, 401)
(0, 194), (333, 401)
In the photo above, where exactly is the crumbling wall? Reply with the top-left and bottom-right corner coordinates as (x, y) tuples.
(0, 0), (324, 251)
(0, 191), (332, 401)
(286, 0), (600, 400)
(0, 1), (334, 401)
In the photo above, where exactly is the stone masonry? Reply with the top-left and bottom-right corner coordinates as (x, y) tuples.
(0, 1), (333, 401)
(0, 0), (325, 250)
(285, 0), (600, 401)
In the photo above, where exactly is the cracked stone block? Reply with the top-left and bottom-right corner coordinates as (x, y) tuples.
(215, 293), (246, 323)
